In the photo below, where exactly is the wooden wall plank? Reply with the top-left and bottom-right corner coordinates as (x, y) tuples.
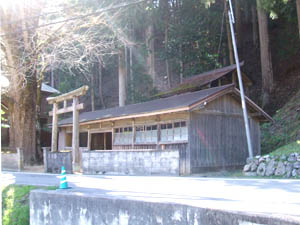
(189, 94), (261, 172)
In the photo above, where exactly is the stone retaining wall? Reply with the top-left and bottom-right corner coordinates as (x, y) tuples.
(82, 149), (179, 175)
(1, 148), (24, 171)
(243, 153), (300, 178)
(43, 148), (72, 174)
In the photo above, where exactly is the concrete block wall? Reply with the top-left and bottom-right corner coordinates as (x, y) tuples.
(82, 149), (179, 175)
(30, 189), (297, 225)
(1, 148), (24, 171)
(43, 148), (72, 174)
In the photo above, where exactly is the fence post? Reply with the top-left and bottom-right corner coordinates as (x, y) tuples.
(17, 148), (24, 171)
(43, 147), (49, 173)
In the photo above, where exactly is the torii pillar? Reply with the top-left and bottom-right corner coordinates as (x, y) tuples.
(47, 86), (89, 172)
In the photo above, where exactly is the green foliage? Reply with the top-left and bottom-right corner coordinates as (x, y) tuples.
(261, 89), (300, 154)
(2, 185), (56, 225)
(126, 54), (159, 104)
(260, 0), (296, 21)
(1, 109), (9, 128)
(161, 0), (223, 78)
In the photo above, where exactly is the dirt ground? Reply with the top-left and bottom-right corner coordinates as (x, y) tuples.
(23, 165), (44, 173)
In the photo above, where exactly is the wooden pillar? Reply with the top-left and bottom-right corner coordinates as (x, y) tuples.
(87, 130), (91, 150)
(51, 103), (58, 152)
(104, 132), (107, 150)
(72, 97), (80, 172)
(156, 115), (160, 150)
(132, 119), (135, 149)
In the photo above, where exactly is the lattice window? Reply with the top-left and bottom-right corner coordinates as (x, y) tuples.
(114, 127), (133, 145)
(136, 125), (157, 143)
(161, 121), (187, 142)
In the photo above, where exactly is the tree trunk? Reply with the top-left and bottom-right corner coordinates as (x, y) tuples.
(165, 28), (171, 88)
(235, 0), (242, 48)
(145, 22), (156, 86)
(244, 0), (251, 23)
(179, 44), (184, 84)
(257, 0), (274, 107)
(36, 72), (44, 162)
(1, 2), (42, 165)
(296, 0), (300, 38)
(161, 0), (171, 88)
(90, 70), (95, 111)
(119, 47), (127, 107)
(9, 80), (37, 165)
(252, 4), (259, 48)
(224, 0), (234, 65)
(50, 63), (55, 88)
(97, 60), (105, 109)
(129, 46), (134, 102)
(224, 0), (235, 84)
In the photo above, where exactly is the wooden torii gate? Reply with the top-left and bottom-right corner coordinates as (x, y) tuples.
(47, 86), (89, 172)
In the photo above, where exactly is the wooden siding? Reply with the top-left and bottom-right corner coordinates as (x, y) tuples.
(205, 95), (243, 113)
(189, 95), (261, 173)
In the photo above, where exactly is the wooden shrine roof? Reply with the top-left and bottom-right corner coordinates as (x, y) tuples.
(58, 84), (272, 127)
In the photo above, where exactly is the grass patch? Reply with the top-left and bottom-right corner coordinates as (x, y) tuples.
(2, 185), (56, 225)
(269, 141), (300, 157)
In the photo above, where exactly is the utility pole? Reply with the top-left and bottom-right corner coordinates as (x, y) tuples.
(228, 0), (254, 158)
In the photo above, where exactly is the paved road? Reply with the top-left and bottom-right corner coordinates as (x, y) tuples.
(2, 171), (300, 222)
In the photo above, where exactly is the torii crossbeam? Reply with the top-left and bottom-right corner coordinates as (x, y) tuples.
(47, 86), (89, 172)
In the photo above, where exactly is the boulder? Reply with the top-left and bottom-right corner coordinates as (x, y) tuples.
(292, 169), (298, 177)
(274, 161), (285, 176)
(250, 162), (258, 172)
(246, 157), (254, 164)
(265, 159), (277, 176)
(258, 157), (265, 163)
(288, 154), (297, 162)
(243, 164), (251, 172)
(294, 162), (300, 169)
(285, 163), (293, 178)
(280, 154), (287, 161)
(257, 163), (266, 176)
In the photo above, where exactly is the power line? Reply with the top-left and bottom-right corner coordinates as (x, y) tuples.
(0, 0), (146, 37)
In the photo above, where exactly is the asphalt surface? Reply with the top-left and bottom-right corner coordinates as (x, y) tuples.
(2, 171), (300, 222)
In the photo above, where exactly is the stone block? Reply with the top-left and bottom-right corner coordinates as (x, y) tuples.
(257, 163), (266, 176)
(265, 160), (276, 176)
(243, 164), (251, 172)
(250, 162), (258, 172)
(293, 162), (300, 169)
(275, 161), (285, 176)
